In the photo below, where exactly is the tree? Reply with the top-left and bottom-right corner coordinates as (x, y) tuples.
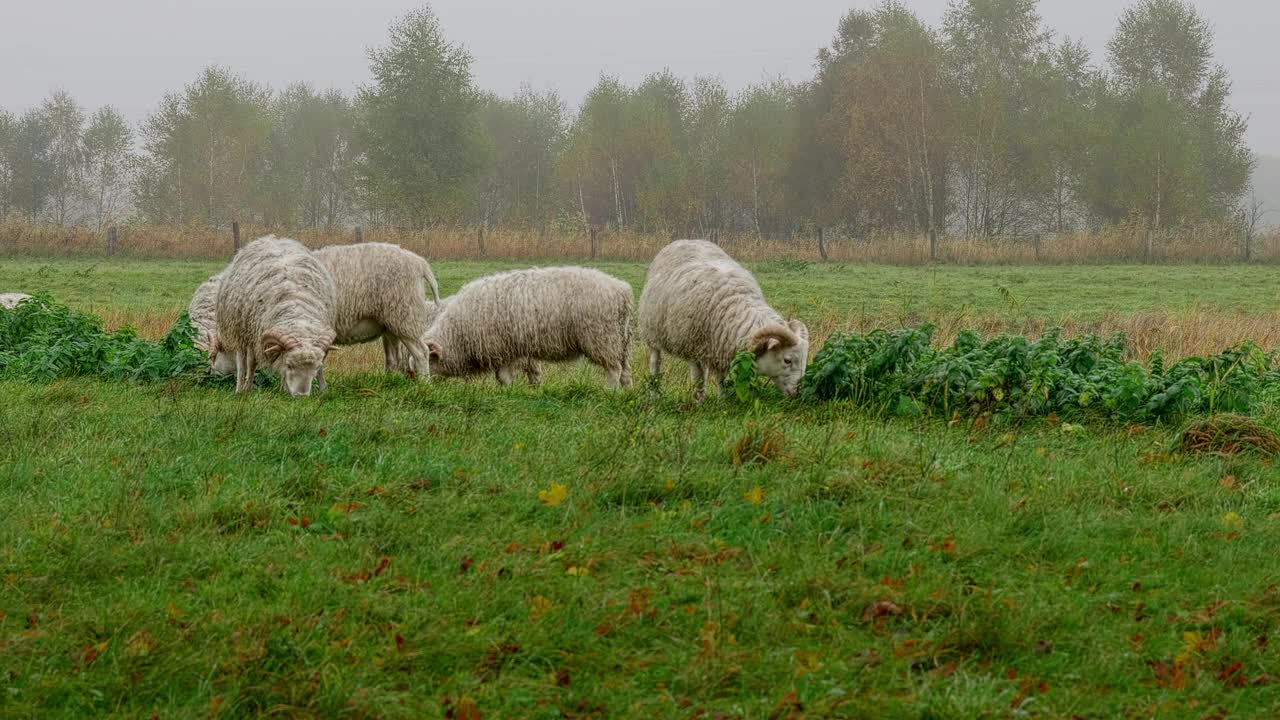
(1101, 0), (1252, 228)
(944, 0), (1051, 238)
(135, 66), (272, 227)
(727, 79), (794, 237)
(81, 106), (134, 231)
(41, 91), (86, 225)
(6, 109), (54, 222)
(358, 6), (481, 227)
(263, 85), (358, 227)
(686, 76), (731, 235)
(560, 75), (631, 229)
(0, 110), (14, 218)
(473, 84), (566, 229)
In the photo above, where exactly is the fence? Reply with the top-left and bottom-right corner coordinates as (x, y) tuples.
(1, 221), (1277, 265)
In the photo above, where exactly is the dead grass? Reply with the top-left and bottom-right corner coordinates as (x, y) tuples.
(4, 221), (1277, 265)
(1178, 415), (1280, 457)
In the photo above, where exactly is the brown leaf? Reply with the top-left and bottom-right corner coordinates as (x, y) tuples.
(374, 556), (391, 577)
(460, 556), (474, 574)
(1148, 659), (1188, 689)
(768, 690), (803, 720)
(860, 600), (903, 624)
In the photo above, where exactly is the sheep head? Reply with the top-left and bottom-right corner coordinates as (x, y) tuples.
(749, 321), (810, 397)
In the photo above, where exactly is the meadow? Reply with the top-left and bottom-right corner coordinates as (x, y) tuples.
(4, 258), (1280, 718)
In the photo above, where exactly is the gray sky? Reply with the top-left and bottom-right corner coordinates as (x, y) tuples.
(5, 0), (1280, 155)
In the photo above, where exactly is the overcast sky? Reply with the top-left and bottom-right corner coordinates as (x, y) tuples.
(5, 0), (1279, 155)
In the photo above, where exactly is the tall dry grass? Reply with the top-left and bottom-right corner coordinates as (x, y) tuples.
(3, 221), (1277, 264)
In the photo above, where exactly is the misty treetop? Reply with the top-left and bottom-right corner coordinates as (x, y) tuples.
(0, 0), (1256, 241)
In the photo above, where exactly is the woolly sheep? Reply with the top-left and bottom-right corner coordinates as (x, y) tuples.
(215, 235), (337, 396)
(0, 293), (32, 309)
(423, 267), (633, 389)
(188, 273), (235, 376)
(387, 294), (542, 384)
(313, 242), (440, 378)
(638, 239), (809, 399)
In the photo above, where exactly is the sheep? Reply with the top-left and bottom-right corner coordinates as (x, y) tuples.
(188, 272), (235, 376)
(423, 267), (633, 389)
(312, 242), (440, 378)
(215, 235), (337, 396)
(638, 239), (809, 400)
(0, 293), (32, 309)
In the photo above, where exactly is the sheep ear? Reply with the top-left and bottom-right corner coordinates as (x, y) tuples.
(751, 324), (798, 355)
(788, 319), (810, 343)
(426, 340), (443, 361)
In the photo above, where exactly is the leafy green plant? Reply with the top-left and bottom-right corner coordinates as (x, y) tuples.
(802, 324), (1280, 424)
(0, 294), (209, 383)
(726, 350), (777, 405)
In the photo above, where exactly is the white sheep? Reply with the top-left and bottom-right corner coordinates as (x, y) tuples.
(0, 293), (33, 309)
(313, 242), (440, 378)
(423, 267), (633, 388)
(188, 272), (235, 376)
(215, 235), (337, 396)
(639, 239), (809, 399)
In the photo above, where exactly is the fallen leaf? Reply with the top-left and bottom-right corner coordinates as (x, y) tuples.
(743, 486), (765, 505)
(529, 595), (555, 622)
(538, 482), (568, 507)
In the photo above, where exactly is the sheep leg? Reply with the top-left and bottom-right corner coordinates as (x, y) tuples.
(648, 349), (662, 378)
(382, 335), (401, 373)
(398, 337), (430, 381)
(495, 364), (517, 387)
(707, 370), (724, 398)
(236, 351), (255, 394)
(523, 360), (542, 386)
(620, 356), (633, 390)
(316, 366), (327, 394)
(691, 363), (706, 402)
(604, 364), (623, 390)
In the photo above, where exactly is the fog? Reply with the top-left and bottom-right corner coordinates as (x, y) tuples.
(4, 0), (1279, 154)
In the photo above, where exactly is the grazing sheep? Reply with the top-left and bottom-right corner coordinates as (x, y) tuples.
(639, 239), (809, 399)
(188, 273), (235, 376)
(0, 293), (32, 309)
(424, 267), (633, 389)
(215, 236), (337, 396)
(313, 243), (440, 378)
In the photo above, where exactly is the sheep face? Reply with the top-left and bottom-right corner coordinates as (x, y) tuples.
(751, 320), (810, 397)
(263, 330), (330, 397)
(209, 347), (236, 377)
(276, 347), (326, 397)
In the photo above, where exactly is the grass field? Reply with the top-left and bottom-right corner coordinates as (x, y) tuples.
(4, 259), (1280, 718)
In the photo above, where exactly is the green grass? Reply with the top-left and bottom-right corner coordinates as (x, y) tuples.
(4, 257), (1280, 320)
(5, 259), (1280, 718)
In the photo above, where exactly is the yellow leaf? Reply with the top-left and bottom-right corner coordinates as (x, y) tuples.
(794, 650), (824, 676)
(529, 595), (555, 622)
(743, 486), (765, 506)
(538, 482), (568, 507)
(565, 565), (590, 576)
(1223, 512), (1245, 529)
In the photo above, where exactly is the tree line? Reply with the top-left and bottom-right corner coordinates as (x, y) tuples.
(0, 0), (1257, 242)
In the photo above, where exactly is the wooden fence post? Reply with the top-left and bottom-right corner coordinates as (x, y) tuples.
(1033, 233), (1042, 262)
(232, 221), (241, 254)
(928, 227), (938, 262)
(817, 227), (828, 262)
(107, 226), (118, 257)
(590, 225), (599, 260)
(477, 225), (486, 256)
(355, 226), (363, 244)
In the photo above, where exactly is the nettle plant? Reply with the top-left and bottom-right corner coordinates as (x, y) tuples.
(0, 294), (208, 383)
(799, 324), (1280, 424)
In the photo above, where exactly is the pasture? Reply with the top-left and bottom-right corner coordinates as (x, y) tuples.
(4, 258), (1280, 718)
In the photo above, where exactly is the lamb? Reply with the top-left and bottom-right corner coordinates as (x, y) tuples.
(188, 272), (235, 376)
(215, 235), (337, 396)
(0, 293), (33, 309)
(423, 267), (633, 389)
(638, 239), (809, 399)
(312, 242), (440, 378)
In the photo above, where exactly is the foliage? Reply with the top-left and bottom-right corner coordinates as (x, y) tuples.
(802, 324), (1280, 423)
(0, 295), (207, 383)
